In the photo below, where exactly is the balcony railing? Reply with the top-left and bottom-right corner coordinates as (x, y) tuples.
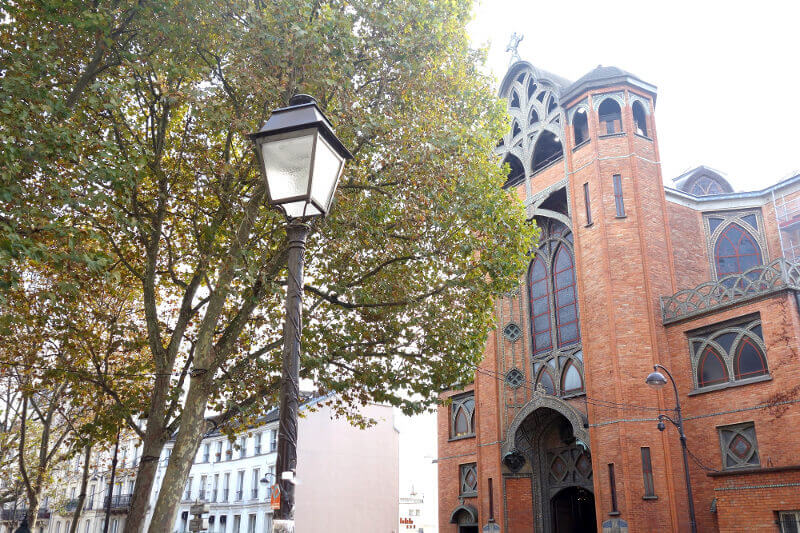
(65, 499), (80, 512)
(235, 490), (243, 501)
(222, 489), (229, 502)
(660, 258), (800, 324)
(102, 494), (132, 510)
(1, 508), (50, 520)
(251, 489), (258, 500)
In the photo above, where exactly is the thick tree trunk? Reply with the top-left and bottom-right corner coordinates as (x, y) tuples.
(69, 445), (92, 533)
(122, 375), (171, 533)
(146, 377), (210, 533)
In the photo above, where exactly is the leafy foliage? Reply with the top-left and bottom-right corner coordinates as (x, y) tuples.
(1, 0), (535, 527)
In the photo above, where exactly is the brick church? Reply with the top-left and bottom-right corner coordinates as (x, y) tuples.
(437, 58), (800, 532)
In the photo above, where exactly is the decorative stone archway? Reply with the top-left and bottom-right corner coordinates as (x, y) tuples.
(501, 393), (590, 460)
(501, 394), (594, 533)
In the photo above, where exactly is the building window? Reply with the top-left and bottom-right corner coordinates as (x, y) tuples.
(270, 429), (278, 452)
(203, 443), (210, 463)
(583, 183), (592, 226)
(689, 315), (767, 390)
(239, 436), (247, 458)
(450, 393), (475, 438)
(718, 422), (760, 470)
(779, 511), (800, 532)
(184, 476), (192, 501)
(254, 432), (261, 455)
(251, 469), (260, 499)
(641, 447), (655, 498)
(236, 471), (244, 501)
(216, 441), (223, 461)
(608, 463), (619, 513)
(531, 131), (564, 174)
(573, 108), (589, 146)
(632, 101), (648, 137)
(612, 174), (625, 217)
(561, 361), (584, 394)
(528, 215), (585, 398)
(714, 223), (762, 277)
(598, 99), (622, 134)
(690, 176), (724, 196)
(459, 463), (478, 497)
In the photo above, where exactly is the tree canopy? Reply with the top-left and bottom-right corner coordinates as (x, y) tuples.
(1, 0), (536, 528)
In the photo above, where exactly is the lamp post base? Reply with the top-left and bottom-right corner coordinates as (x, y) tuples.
(272, 519), (295, 533)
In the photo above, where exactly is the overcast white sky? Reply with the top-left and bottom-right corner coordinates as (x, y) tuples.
(469, 0), (800, 192)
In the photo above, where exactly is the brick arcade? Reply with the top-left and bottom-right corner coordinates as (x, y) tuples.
(437, 60), (800, 533)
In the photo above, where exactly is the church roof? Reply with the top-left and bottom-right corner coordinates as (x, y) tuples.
(561, 64), (657, 103)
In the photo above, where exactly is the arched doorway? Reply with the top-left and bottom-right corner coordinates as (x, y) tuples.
(552, 486), (597, 533)
(503, 399), (596, 533)
(449, 504), (479, 533)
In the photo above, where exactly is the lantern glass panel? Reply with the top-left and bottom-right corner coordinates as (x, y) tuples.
(282, 200), (322, 219)
(310, 134), (345, 212)
(260, 129), (315, 204)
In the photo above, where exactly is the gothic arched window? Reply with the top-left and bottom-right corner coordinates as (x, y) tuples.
(528, 216), (584, 396)
(690, 176), (724, 196)
(734, 337), (767, 380)
(562, 361), (584, 394)
(698, 347), (728, 387)
(450, 394), (475, 438)
(714, 223), (762, 276)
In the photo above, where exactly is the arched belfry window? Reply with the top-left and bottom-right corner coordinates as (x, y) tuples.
(632, 101), (648, 137)
(531, 131), (563, 174)
(528, 215), (584, 396)
(714, 223), (763, 277)
(572, 108), (589, 146)
(502, 154), (525, 187)
(598, 99), (622, 134)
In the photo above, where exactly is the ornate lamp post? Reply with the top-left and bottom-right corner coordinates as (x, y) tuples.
(250, 94), (352, 533)
(645, 364), (697, 533)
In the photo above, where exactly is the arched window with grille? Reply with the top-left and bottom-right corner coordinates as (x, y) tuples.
(689, 315), (768, 390)
(714, 223), (763, 277)
(450, 393), (475, 438)
(528, 216), (584, 397)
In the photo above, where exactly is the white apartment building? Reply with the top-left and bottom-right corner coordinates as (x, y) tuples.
(4, 397), (398, 533)
(162, 396), (399, 533)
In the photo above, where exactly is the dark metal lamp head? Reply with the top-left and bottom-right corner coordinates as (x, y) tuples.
(249, 94), (353, 219)
(645, 370), (668, 389)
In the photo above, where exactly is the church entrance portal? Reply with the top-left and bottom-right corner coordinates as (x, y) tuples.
(511, 405), (597, 533)
(552, 486), (597, 533)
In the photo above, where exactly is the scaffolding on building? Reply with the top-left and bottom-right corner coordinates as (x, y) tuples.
(772, 190), (800, 261)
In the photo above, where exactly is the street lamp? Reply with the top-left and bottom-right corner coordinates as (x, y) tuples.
(250, 94), (352, 533)
(645, 364), (697, 533)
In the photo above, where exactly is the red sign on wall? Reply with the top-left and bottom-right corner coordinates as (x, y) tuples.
(270, 484), (281, 510)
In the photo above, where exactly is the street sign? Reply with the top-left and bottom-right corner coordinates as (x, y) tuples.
(188, 517), (208, 532)
(190, 503), (210, 515)
(270, 483), (281, 510)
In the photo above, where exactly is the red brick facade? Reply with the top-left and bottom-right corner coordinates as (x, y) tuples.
(438, 62), (800, 533)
